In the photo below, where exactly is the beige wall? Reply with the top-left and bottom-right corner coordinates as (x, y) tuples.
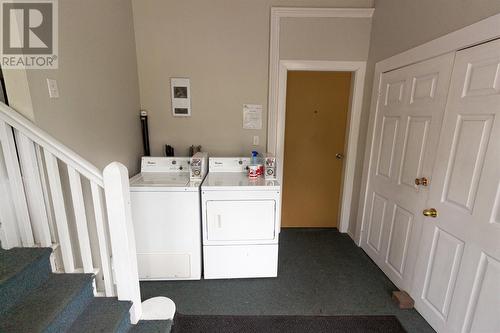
(349, 0), (500, 235)
(280, 17), (372, 61)
(3, 69), (34, 120)
(368, 0), (500, 63)
(9, 0), (143, 173)
(132, 0), (374, 157)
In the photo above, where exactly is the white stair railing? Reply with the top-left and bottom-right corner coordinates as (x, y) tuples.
(0, 102), (142, 323)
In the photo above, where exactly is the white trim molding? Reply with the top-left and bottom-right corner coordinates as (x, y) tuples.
(267, 7), (374, 158)
(355, 12), (500, 245)
(271, 7), (374, 18)
(273, 60), (366, 234)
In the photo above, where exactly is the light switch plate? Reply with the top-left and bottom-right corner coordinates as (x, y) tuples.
(253, 136), (259, 146)
(47, 79), (59, 98)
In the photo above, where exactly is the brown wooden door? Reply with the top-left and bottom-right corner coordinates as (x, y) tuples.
(282, 71), (351, 228)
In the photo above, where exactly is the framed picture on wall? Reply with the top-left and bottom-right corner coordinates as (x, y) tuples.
(171, 78), (191, 117)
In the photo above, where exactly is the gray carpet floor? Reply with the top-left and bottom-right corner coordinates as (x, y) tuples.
(140, 228), (434, 333)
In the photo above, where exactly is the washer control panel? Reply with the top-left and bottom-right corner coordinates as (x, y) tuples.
(141, 157), (189, 172)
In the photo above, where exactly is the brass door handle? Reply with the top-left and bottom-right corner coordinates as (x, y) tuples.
(423, 208), (438, 218)
(415, 177), (429, 186)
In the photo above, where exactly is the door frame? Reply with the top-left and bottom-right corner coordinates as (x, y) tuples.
(271, 60), (366, 233)
(355, 12), (500, 245)
(266, 7), (373, 234)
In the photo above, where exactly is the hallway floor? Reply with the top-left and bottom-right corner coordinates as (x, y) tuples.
(140, 228), (434, 333)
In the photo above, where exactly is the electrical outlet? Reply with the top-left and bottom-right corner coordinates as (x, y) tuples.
(47, 79), (59, 98)
(253, 136), (259, 146)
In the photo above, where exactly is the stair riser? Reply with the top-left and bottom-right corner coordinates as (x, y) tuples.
(68, 298), (133, 333)
(117, 311), (132, 333)
(0, 251), (51, 315)
(43, 278), (94, 333)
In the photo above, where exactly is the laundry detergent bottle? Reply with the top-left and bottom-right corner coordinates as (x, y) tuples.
(248, 151), (264, 178)
(251, 150), (259, 165)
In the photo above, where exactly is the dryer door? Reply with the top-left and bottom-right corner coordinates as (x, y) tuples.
(206, 200), (276, 241)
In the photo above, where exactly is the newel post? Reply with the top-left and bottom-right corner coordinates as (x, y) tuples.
(103, 162), (142, 324)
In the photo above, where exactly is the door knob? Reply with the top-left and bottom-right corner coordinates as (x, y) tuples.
(336, 153), (344, 160)
(423, 208), (438, 218)
(415, 177), (429, 186)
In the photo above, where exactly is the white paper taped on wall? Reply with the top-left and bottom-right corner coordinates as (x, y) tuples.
(243, 104), (263, 130)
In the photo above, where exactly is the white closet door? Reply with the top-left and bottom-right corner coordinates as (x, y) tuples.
(361, 53), (455, 292)
(412, 39), (500, 333)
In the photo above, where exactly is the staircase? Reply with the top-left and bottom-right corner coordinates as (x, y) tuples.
(0, 102), (175, 329)
(0, 247), (172, 332)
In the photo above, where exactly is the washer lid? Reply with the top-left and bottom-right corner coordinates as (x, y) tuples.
(201, 172), (280, 191)
(130, 172), (200, 190)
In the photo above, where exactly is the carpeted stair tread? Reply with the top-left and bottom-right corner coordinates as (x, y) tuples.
(0, 247), (52, 315)
(70, 297), (132, 333)
(129, 320), (173, 333)
(0, 273), (94, 332)
(0, 247), (51, 283)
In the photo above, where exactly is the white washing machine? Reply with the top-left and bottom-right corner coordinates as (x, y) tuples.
(201, 157), (281, 279)
(130, 155), (207, 280)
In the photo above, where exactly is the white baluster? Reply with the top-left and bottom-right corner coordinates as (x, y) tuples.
(90, 181), (114, 296)
(15, 130), (52, 247)
(0, 132), (20, 249)
(35, 145), (61, 271)
(44, 150), (75, 272)
(35, 146), (58, 238)
(67, 166), (94, 274)
(0, 120), (34, 246)
(103, 162), (141, 324)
